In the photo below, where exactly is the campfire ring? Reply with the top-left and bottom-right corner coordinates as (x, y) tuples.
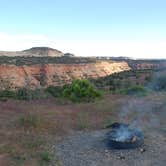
(106, 123), (144, 149)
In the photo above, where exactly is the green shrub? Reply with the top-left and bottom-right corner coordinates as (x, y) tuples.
(40, 151), (51, 162)
(0, 89), (16, 98)
(16, 88), (30, 100)
(45, 86), (63, 97)
(62, 79), (102, 102)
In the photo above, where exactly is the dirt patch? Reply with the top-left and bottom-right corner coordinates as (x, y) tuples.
(54, 129), (166, 166)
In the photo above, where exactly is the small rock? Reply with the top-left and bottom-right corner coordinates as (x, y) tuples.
(117, 155), (125, 160)
(131, 136), (138, 142)
(105, 149), (109, 153)
(140, 148), (146, 153)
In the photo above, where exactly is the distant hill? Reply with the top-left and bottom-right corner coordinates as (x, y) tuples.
(0, 47), (64, 57)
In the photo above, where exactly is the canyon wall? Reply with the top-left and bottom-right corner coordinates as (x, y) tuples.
(0, 61), (131, 90)
(135, 62), (166, 70)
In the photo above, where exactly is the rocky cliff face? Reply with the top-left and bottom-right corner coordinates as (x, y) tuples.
(135, 62), (166, 70)
(127, 60), (166, 70)
(0, 61), (130, 90)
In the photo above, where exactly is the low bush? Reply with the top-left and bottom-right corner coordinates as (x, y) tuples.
(16, 88), (30, 100)
(40, 151), (52, 162)
(45, 86), (63, 97)
(62, 79), (102, 102)
(0, 89), (16, 98)
(118, 85), (147, 96)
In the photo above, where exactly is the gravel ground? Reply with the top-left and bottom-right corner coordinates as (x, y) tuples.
(54, 129), (166, 166)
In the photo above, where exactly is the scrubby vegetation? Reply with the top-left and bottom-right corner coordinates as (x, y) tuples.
(45, 80), (103, 102)
(0, 89), (16, 98)
(16, 88), (30, 100)
(0, 56), (97, 66)
(18, 113), (43, 129)
(117, 85), (147, 96)
(45, 86), (63, 97)
(40, 151), (52, 162)
(152, 74), (166, 91)
(0, 79), (102, 102)
(62, 79), (102, 102)
(0, 69), (166, 102)
(91, 69), (154, 95)
(0, 88), (50, 101)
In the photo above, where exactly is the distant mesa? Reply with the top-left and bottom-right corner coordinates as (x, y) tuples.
(0, 47), (69, 57)
(22, 47), (64, 57)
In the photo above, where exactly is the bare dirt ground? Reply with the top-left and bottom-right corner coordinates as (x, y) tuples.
(0, 93), (166, 165)
(54, 129), (166, 166)
(54, 92), (166, 166)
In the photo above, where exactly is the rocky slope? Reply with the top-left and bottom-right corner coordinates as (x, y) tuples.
(0, 61), (130, 90)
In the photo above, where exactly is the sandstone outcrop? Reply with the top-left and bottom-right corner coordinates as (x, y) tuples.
(0, 61), (130, 90)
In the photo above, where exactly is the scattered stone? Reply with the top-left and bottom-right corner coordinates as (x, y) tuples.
(117, 155), (125, 160)
(105, 149), (109, 153)
(140, 148), (146, 153)
(131, 136), (138, 142)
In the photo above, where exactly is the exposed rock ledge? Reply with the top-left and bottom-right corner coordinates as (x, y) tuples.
(0, 61), (130, 90)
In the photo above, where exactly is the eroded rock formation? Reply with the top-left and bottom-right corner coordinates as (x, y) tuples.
(0, 61), (130, 89)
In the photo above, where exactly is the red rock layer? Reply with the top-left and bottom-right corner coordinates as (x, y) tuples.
(0, 61), (130, 89)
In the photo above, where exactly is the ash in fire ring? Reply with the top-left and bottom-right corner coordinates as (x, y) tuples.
(106, 123), (144, 149)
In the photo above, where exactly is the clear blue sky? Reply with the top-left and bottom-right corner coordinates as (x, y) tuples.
(0, 0), (166, 58)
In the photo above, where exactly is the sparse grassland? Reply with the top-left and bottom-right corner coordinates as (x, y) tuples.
(0, 90), (166, 165)
(0, 93), (122, 165)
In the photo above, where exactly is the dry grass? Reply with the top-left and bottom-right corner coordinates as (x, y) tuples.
(0, 94), (122, 165)
(0, 92), (165, 165)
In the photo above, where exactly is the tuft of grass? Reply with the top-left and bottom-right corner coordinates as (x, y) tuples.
(40, 151), (52, 162)
(0, 144), (15, 154)
(18, 113), (43, 130)
(76, 112), (90, 130)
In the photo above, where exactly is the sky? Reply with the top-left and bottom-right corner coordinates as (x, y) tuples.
(0, 0), (166, 59)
